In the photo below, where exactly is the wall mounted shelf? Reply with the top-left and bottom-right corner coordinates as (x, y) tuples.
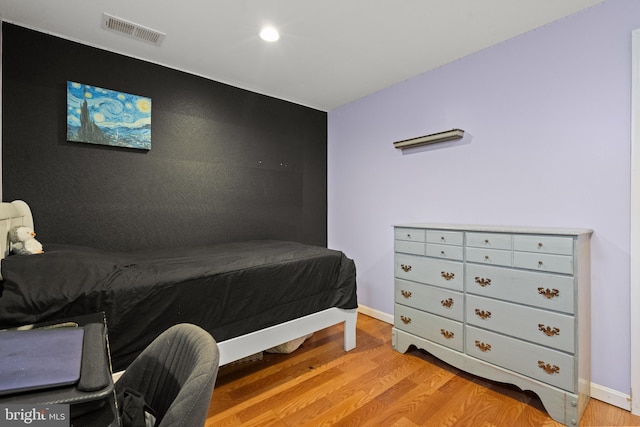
(393, 129), (465, 149)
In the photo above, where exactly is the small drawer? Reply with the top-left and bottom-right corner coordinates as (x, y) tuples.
(465, 264), (575, 314)
(466, 326), (575, 392)
(395, 254), (464, 291)
(395, 304), (463, 352)
(513, 235), (573, 256)
(513, 252), (574, 275)
(426, 230), (463, 246)
(426, 243), (464, 261)
(466, 232), (512, 250)
(395, 240), (425, 255)
(465, 247), (512, 267)
(466, 295), (575, 353)
(395, 279), (463, 321)
(395, 228), (426, 242)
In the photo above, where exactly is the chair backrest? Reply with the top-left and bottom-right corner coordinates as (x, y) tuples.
(115, 323), (219, 427)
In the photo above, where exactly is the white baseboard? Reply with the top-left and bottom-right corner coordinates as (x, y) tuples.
(357, 304), (393, 324)
(356, 305), (633, 412)
(591, 382), (631, 411)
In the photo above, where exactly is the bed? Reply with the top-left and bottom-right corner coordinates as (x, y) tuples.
(0, 200), (358, 371)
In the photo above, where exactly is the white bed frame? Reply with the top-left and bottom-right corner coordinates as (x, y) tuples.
(219, 307), (357, 365)
(0, 200), (357, 365)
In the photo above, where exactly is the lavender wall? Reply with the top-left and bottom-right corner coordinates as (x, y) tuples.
(328, 0), (638, 396)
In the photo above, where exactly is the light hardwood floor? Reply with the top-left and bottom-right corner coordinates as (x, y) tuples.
(207, 314), (640, 426)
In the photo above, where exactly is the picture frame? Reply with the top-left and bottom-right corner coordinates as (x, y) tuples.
(66, 81), (151, 150)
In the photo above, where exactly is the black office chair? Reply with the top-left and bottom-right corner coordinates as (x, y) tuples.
(114, 324), (219, 427)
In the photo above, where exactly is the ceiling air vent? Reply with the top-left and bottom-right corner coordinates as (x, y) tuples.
(102, 13), (165, 46)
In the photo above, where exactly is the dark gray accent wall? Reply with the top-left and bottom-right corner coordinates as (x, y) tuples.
(2, 23), (328, 251)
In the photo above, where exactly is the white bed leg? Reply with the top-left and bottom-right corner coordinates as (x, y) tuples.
(343, 308), (357, 351)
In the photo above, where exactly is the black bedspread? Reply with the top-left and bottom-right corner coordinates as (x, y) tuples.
(0, 240), (357, 371)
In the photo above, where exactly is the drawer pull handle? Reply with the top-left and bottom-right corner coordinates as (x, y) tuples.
(538, 324), (560, 337)
(441, 250), (445, 255)
(441, 298), (454, 308)
(484, 255), (490, 261)
(441, 329), (454, 339)
(407, 233), (412, 238)
(537, 242), (543, 248)
(475, 277), (492, 287)
(538, 361), (560, 375)
(441, 272), (455, 281)
(401, 264), (412, 272)
(440, 236), (445, 241)
(400, 315), (411, 324)
(475, 341), (491, 352)
(538, 287), (560, 299)
(538, 261), (544, 267)
(484, 239), (489, 244)
(474, 309), (492, 320)
(401, 290), (412, 299)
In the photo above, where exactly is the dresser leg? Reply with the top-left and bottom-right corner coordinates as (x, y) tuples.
(391, 327), (413, 354)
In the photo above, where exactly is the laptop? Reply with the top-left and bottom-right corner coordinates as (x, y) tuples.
(0, 327), (84, 395)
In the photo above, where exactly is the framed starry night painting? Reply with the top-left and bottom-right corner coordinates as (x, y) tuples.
(66, 81), (152, 150)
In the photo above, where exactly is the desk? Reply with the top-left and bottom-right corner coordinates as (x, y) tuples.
(0, 313), (120, 427)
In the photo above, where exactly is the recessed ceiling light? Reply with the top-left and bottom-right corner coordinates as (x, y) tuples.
(259, 26), (280, 42)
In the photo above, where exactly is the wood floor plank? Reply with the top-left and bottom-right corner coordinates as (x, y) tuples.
(358, 381), (451, 426)
(209, 330), (387, 423)
(297, 390), (371, 427)
(207, 313), (640, 426)
(580, 399), (640, 426)
(333, 355), (423, 402)
(237, 368), (344, 423)
(328, 397), (389, 427)
(390, 417), (421, 427)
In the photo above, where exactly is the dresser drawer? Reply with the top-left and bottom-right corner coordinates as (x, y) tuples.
(513, 235), (573, 256)
(426, 243), (464, 261)
(466, 295), (575, 353)
(465, 247), (512, 267)
(466, 326), (575, 392)
(465, 264), (575, 314)
(395, 304), (463, 352)
(395, 279), (463, 321)
(395, 254), (463, 291)
(466, 232), (512, 250)
(395, 240), (425, 255)
(426, 230), (463, 246)
(513, 251), (574, 275)
(395, 228), (426, 242)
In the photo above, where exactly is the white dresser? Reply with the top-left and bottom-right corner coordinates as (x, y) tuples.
(392, 224), (592, 426)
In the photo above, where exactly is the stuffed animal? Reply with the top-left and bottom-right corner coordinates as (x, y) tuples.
(8, 225), (44, 255)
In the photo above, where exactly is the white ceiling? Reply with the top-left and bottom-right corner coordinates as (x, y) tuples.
(0, 0), (606, 111)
